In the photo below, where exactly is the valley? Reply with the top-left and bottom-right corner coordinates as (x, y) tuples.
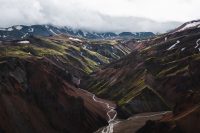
(0, 20), (200, 133)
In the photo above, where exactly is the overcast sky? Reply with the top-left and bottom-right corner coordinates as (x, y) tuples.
(0, 0), (199, 32)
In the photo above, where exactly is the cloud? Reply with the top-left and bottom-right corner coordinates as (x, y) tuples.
(0, 0), (198, 32)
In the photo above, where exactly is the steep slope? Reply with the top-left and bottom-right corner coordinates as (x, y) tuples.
(0, 32), (160, 133)
(81, 21), (200, 118)
(0, 25), (155, 41)
(0, 35), (131, 133)
(0, 56), (112, 133)
(81, 51), (170, 118)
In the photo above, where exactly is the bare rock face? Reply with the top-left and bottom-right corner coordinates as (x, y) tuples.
(0, 57), (109, 133)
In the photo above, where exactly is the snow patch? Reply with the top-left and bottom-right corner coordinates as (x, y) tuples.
(17, 41), (30, 44)
(45, 25), (49, 29)
(132, 32), (137, 35)
(167, 40), (180, 51)
(181, 47), (186, 51)
(28, 28), (34, 32)
(178, 21), (200, 32)
(21, 33), (28, 39)
(56, 29), (62, 33)
(195, 39), (200, 48)
(15, 25), (23, 30)
(49, 29), (58, 35)
(7, 28), (13, 31)
(69, 37), (82, 42)
(82, 31), (88, 36)
(165, 37), (167, 42)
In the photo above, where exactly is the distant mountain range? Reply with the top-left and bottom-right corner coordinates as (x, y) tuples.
(0, 25), (155, 41)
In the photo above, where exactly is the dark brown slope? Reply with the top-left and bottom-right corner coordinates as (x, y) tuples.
(0, 56), (110, 133)
(137, 91), (200, 133)
(113, 111), (172, 133)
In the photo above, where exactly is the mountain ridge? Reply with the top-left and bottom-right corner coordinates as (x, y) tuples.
(0, 24), (155, 41)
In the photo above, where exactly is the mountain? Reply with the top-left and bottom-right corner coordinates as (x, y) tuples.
(0, 25), (155, 41)
(0, 20), (200, 133)
(0, 29), (133, 132)
(134, 19), (200, 133)
(0, 34), (130, 133)
(0, 35), (130, 76)
(81, 20), (200, 132)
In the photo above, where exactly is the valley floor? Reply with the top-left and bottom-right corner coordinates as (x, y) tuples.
(96, 111), (172, 133)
